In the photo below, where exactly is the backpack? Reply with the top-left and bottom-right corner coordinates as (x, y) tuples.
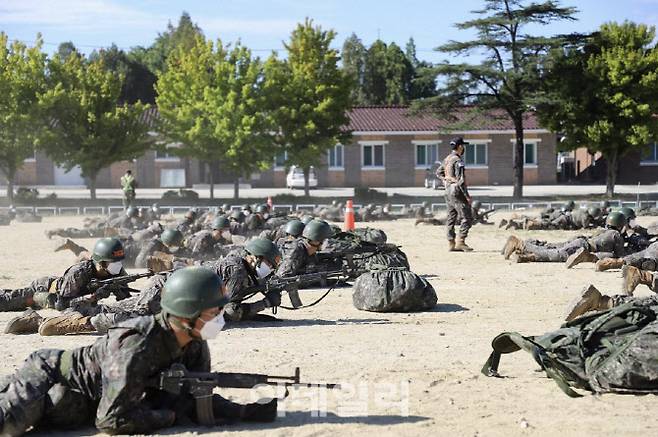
(482, 299), (658, 396)
(352, 267), (437, 312)
(350, 228), (388, 244)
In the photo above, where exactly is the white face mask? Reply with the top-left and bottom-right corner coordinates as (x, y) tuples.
(107, 261), (123, 275)
(255, 261), (273, 279)
(629, 219), (637, 228)
(199, 310), (225, 340)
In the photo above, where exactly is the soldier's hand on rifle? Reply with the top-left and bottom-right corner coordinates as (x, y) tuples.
(264, 290), (281, 308)
(93, 284), (114, 300)
(112, 287), (132, 301)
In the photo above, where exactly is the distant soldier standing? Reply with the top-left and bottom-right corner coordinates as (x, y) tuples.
(442, 137), (473, 251)
(121, 169), (137, 209)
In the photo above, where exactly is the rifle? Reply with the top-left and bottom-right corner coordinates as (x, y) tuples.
(475, 207), (496, 224)
(245, 268), (357, 308)
(314, 240), (396, 270)
(157, 363), (340, 426)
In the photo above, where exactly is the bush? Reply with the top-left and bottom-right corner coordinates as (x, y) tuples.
(14, 187), (39, 204)
(354, 187), (387, 202)
(161, 189), (199, 201)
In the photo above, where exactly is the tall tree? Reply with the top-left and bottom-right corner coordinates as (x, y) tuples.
(405, 37), (438, 100)
(130, 12), (203, 75)
(384, 42), (414, 104)
(424, 0), (578, 198)
(538, 21), (658, 196)
(341, 33), (367, 105)
(0, 33), (47, 202)
(363, 39), (389, 104)
(264, 19), (352, 196)
(56, 41), (79, 61)
(156, 36), (271, 199)
(40, 52), (152, 199)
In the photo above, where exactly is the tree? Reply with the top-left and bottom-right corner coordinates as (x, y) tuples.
(40, 52), (153, 199)
(363, 40), (389, 104)
(0, 33), (47, 202)
(264, 19), (352, 196)
(156, 36), (271, 199)
(56, 41), (79, 61)
(405, 37), (438, 100)
(424, 0), (578, 198)
(538, 22), (658, 196)
(130, 12), (203, 75)
(384, 42), (414, 104)
(341, 33), (367, 105)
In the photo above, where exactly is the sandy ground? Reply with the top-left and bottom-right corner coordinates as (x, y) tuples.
(2, 212), (658, 436)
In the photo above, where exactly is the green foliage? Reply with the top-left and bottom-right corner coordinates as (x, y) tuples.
(0, 33), (48, 202)
(162, 189), (199, 201)
(264, 19), (352, 195)
(422, 0), (578, 198)
(14, 187), (39, 204)
(538, 21), (658, 196)
(156, 36), (271, 198)
(40, 52), (152, 199)
(341, 33), (367, 104)
(130, 12), (203, 75)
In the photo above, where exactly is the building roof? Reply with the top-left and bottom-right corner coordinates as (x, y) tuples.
(346, 105), (543, 132)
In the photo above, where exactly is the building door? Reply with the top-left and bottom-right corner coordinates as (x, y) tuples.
(160, 168), (186, 187)
(54, 165), (85, 185)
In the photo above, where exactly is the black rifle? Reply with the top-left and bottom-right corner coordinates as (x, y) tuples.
(314, 240), (396, 271)
(157, 363), (340, 426)
(474, 207), (496, 224)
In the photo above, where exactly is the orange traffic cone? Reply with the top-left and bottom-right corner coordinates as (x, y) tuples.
(267, 196), (273, 210)
(344, 199), (355, 231)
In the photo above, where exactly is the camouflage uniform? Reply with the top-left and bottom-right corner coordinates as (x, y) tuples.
(276, 238), (313, 277)
(244, 213), (265, 231)
(134, 238), (170, 269)
(622, 241), (658, 271)
(185, 230), (222, 259)
(522, 229), (625, 262)
(0, 313), (255, 435)
(443, 151), (472, 241)
(0, 261), (126, 312)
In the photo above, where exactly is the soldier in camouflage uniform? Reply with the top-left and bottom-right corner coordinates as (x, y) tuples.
(442, 137), (473, 251)
(0, 267), (277, 436)
(0, 238), (128, 314)
(45, 207), (146, 239)
(201, 239), (283, 322)
(276, 220), (333, 277)
(501, 211), (627, 263)
(275, 220), (305, 250)
(175, 209), (201, 235)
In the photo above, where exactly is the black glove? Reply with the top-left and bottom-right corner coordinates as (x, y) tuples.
(112, 287), (132, 301)
(264, 290), (281, 308)
(240, 399), (277, 423)
(93, 284), (114, 301)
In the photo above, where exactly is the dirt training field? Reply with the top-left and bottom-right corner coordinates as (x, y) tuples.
(1, 212), (658, 437)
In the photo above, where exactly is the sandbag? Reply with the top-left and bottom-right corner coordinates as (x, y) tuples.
(352, 268), (437, 312)
(357, 247), (410, 271)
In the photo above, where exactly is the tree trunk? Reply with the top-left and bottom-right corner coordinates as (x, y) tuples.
(6, 168), (15, 204)
(303, 166), (310, 197)
(89, 174), (97, 200)
(233, 178), (240, 200)
(512, 117), (525, 199)
(605, 148), (619, 198)
(208, 162), (215, 200)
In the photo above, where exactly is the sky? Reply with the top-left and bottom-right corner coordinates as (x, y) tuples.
(1, 0), (658, 63)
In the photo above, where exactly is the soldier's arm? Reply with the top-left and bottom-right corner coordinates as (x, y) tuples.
(57, 262), (96, 298)
(275, 244), (308, 277)
(95, 329), (176, 434)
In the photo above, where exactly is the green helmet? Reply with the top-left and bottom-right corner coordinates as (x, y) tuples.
(245, 238), (281, 266)
(472, 200), (482, 210)
(92, 238), (125, 262)
(230, 210), (245, 222)
(160, 267), (227, 319)
(256, 204), (269, 214)
(284, 219), (305, 237)
(606, 211), (627, 230)
(587, 206), (602, 218)
(619, 207), (636, 220)
(161, 229), (184, 246)
(212, 216), (230, 230)
(242, 204), (252, 213)
(221, 204), (231, 213)
(302, 219), (333, 242)
(563, 200), (576, 211)
(300, 215), (314, 225)
(126, 206), (138, 218)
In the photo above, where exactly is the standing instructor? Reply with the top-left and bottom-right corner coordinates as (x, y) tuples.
(442, 137), (473, 251)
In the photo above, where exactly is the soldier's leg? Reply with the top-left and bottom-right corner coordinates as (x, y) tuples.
(0, 276), (55, 312)
(445, 198), (458, 247)
(0, 349), (62, 435)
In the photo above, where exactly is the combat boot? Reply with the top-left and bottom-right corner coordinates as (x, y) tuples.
(498, 219), (508, 229)
(4, 309), (43, 334)
(512, 253), (537, 263)
(52, 238), (86, 256)
(38, 312), (95, 336)
(502, 235), (524, 259)
(454, 238), (473, 252)
(565, 247), (599, 269)
(564, 284), (611, 321)
(448, 239), (456, 251)
(622, 265), (655, 295)
(594, 257), (624, 272)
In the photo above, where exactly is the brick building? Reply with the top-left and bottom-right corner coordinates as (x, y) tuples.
(9, 106), (560, 189)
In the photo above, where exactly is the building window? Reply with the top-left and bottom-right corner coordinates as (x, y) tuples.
(328, 145), (344, 169)
(362, 144), (385, 168)
(415, 143), (438, 168)
(155, 148), (180, 161)
(524, 142), (537, 166)
(274, 151), (288, 169)
(464, 143), (487, 166)
(160, 168), (186, 187)
(641, 143), (658, 164)
(24, 150), (37, 162)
